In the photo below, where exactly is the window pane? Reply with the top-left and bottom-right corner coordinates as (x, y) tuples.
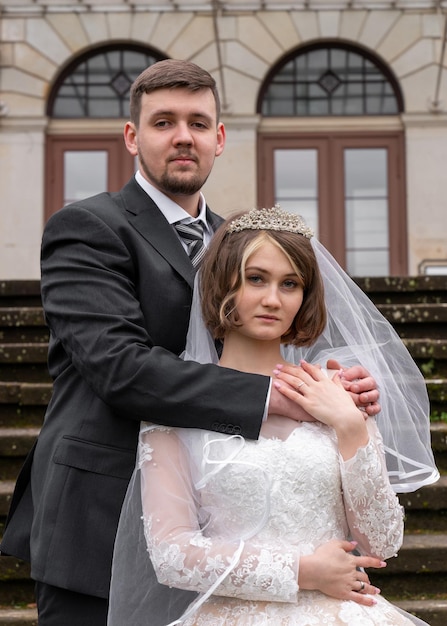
(274, 149), (319, 235)
(50, 47), (165, 119)
(345, 149), (387, 196)
(346, 249), (389, 276)
(261, 44), (400, 117)
(344, 149), (389, 275)
(64, 151), (107, 205)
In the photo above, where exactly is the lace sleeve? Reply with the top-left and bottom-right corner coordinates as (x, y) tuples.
(139, 426), (299, 604)
(340, 418), (404, 559)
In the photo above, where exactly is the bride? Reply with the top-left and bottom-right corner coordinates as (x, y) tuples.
(108, 207), (437, 625)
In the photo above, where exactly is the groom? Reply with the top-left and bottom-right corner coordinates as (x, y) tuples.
(0, 59), (379, 625)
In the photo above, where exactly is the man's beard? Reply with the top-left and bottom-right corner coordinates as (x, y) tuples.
(139, 151), (209, 196)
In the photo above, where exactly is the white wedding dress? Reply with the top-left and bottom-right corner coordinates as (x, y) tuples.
(108, 239), (437, 626)
(135, 416), (426, 626)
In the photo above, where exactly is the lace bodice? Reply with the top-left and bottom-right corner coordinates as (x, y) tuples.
(139, 419), (404, 611)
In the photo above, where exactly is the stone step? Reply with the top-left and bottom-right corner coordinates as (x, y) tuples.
(0, 346), (48, 365)
(398, 475), (447, 532)
(0, 368), (50, 385)
(0, 383), (52, 407)
(0, 406), (46, 430)
(368, 533), (447, 596)
(0, 556), (31, 585)
(404, 338), (447, 360)
(425, 380), (447, 418)
(0, 282), (41, 308)
(0, 480), (18, 516)
(2, 303), (446, 334)
(1, 336), (446, 359)
(423, 421), (447, 472)
(403, 473), (447, 505)
(2, 277), (444, 307)
(1, 469), (446, 528)
(354, 275), (447, 305)
(405, 339), (447, 380)
(0, 604), (441, 626)
(395, 599), (447, 626)
(0, 308), (45, 328)
(430, 422), (447, 449)
(0, 383), (51, 435)
(0, 373), (447, 405)
(0, 574), (445, 625)
(0, 429), (39, 482)
(0, 557), (34, 610)
(0, 279), (445, 624)
(0, 608), (37, 626)
(0, 309), (47, 345)
(377, 304), (447, 340)
(0, 430), (39, 458)
(378, 302), (447, 323)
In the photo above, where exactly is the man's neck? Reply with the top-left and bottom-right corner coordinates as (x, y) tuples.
(165, 192), (201, 218)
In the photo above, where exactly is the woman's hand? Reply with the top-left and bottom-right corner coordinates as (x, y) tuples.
(273, 360), (369, 459)
(299, 539), (385, 606)
(273, 361), (361, 428)
(327, 359), (380, 416)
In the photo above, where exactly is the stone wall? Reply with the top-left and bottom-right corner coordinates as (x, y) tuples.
(1, 4), (447, 277)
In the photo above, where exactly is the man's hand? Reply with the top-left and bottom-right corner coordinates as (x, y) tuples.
(327, 359), (381, 416)
(299, 539), (385, 606)
(268, 381), (316, 422)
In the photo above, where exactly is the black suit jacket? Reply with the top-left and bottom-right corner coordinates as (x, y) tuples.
(1, 178), (268, 598)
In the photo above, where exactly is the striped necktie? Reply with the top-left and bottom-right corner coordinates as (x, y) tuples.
(174, 221), (206, 268)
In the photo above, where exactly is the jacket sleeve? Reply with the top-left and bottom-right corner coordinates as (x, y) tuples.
(340, 418), (404, 559)
(40, 203), (267, 439)
(140, 426), (300, 603)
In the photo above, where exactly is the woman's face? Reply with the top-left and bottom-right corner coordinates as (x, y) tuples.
(233, 241), (304, 342)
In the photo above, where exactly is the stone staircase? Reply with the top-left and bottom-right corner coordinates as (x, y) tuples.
(0, 281), (45, 624)
(0, 277), (446, 625)
(354, 276), (447, 626)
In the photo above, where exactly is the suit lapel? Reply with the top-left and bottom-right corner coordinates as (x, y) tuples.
(118, 178), (223, 288)
(207, 208), (224, 234)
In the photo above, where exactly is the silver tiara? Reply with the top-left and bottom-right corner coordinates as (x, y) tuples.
(226, 205), (314, 239)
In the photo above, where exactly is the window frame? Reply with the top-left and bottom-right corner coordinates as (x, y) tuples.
(47, 43), (166, 119)
(257, 40), (404, 118)
(257, 129), (407, 275)
(45, 134), (135, 220)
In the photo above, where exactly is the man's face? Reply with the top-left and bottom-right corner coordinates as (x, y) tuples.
(124, 87), (225, 202)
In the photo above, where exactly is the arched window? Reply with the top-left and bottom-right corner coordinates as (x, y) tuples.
(258, 42), (403, 117)
(45, 44), (166, 219)
(47, 44), (166, 118)
(257, 42), (407, 275)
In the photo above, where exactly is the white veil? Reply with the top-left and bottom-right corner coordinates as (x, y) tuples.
(108, 236), (438, 626)
(184, 237), (439, 493)
(301, 239), (438, 493)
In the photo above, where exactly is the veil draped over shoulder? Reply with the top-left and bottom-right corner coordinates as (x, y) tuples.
(184, 237), (438, 494)
(108, 237), (438, 626)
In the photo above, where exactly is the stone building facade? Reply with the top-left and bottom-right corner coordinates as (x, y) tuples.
(1, 0), (447, 278)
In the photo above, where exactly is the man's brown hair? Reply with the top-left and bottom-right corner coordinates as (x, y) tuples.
(130, 59), (221, 126)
